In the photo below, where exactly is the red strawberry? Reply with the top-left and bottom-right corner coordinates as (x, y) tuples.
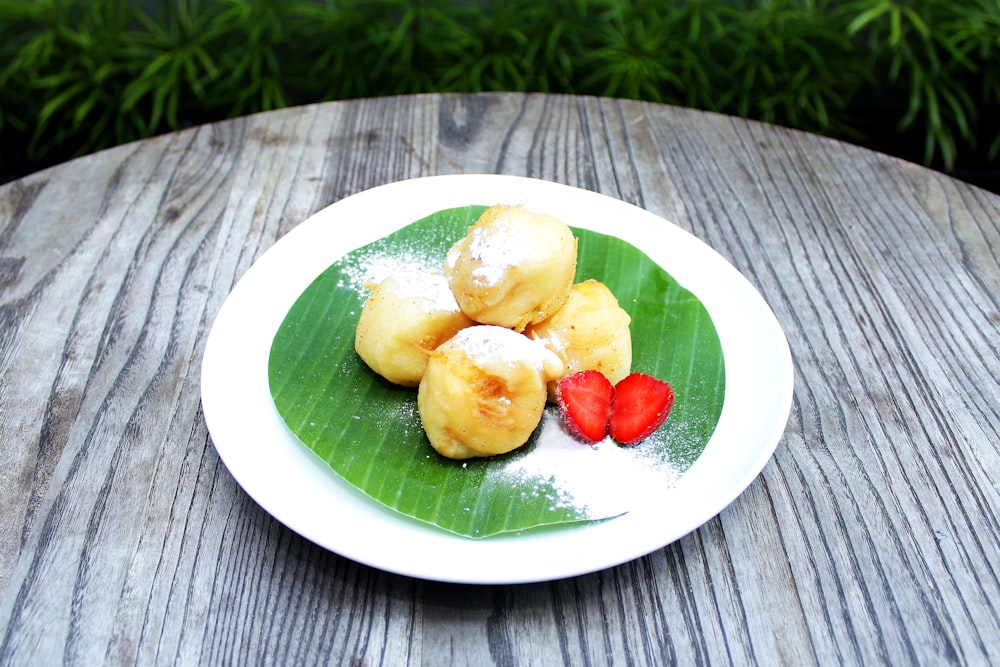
(556, 370), (614, 443)
(609, 373), (675, 445)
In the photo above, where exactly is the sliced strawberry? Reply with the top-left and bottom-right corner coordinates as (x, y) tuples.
(609, 373), (675, 445)
(556, 370), (614, 443)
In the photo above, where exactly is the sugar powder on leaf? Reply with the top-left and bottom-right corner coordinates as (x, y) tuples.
(493, 411), (681, 521)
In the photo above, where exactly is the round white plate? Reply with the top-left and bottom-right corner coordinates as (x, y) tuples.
(201, 174), (793, 584)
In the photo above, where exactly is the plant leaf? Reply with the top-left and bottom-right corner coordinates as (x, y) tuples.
(268, 205), (725, 538)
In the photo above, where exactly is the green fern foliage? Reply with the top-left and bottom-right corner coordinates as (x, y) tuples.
(1, 0), (997, 181)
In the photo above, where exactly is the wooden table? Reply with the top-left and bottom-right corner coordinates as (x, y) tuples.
(1, 92), (997, 665)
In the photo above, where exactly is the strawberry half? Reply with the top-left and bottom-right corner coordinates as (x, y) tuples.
(609, 373), (675, 445)
(556, 370), (614, 443)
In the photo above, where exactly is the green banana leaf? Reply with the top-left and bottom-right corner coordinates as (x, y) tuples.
(268, 205), (725, 538)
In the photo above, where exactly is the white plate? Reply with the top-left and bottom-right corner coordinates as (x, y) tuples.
(201, 174), (793, 584)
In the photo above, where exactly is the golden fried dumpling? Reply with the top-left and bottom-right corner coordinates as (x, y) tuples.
(355, 270), (475, 387)
(417, 325), (565, 459)
(445, 204), (577, 332)
(525, 279), (632, 399)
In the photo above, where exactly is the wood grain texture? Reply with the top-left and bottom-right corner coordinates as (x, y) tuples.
(1, 92), (997, 665)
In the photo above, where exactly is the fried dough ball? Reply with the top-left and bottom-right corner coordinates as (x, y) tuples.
(355, 270), (475, 387)
(525, 279), (632, 400)
(445, 204), (577, 332)
(417, 325), (565, 459)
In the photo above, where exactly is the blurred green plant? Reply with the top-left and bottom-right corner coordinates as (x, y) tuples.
(844, 0), (1000, 169)
(0, 0), (143, 166)
(1, 0), (997, 182)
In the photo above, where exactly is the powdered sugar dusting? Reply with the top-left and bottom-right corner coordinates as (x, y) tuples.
(445, 326), (561, 373)
(386, 270), (462, 314)
(467, 218), (534, 286)
(494, 411), (682, 520)
(337, 244), (440, 299)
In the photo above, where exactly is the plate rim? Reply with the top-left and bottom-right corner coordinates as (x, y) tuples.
(200, 174), (794, 584)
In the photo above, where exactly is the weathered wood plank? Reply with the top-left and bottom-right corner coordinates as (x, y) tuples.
(1, 93), (997, 665)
